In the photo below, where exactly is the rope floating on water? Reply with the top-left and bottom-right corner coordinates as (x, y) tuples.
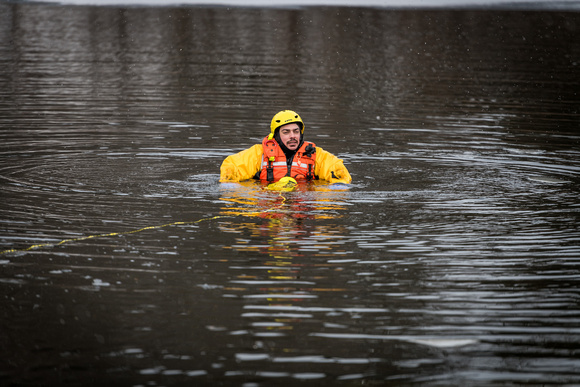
(1, 189), (289, 255)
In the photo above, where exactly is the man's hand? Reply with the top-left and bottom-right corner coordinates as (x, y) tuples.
(219, 166), (238, 182)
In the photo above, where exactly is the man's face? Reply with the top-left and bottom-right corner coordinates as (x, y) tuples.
(279, 123), (301, 151)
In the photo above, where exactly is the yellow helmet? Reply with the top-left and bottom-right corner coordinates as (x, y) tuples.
(270, 110), (304, 135)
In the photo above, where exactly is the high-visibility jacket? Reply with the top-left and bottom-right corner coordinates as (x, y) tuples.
(259, 136), (316, 182)
(220, 137), (352, 184)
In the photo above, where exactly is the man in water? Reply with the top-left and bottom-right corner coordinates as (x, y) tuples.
(219, 110), (352, 185)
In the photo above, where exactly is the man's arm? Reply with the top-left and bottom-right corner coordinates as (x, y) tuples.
(314, 147), (352, 184)
(219, 144), (263, 182)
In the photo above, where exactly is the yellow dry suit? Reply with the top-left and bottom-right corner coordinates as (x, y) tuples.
(219, 137), (352, 184)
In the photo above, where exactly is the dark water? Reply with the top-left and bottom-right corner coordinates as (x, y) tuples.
(1, 2), (580, 385)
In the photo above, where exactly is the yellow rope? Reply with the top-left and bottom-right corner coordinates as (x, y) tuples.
(1, 190), (288, 255)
